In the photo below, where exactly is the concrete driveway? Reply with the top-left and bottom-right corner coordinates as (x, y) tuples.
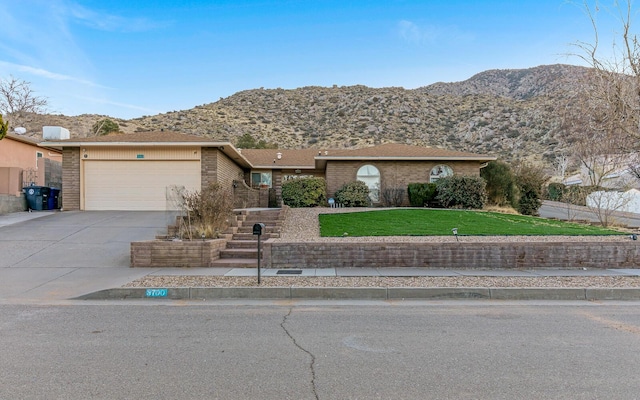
(0, 211), (170, 303)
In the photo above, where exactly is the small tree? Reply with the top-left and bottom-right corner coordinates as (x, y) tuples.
(514, 164), (548, 216)
(0, 115), (7, 141)
(92, 118), (120, 136)
(480, 160), (518, 208)
(334, 181), (371, 207)
(435, 176), (487, 209)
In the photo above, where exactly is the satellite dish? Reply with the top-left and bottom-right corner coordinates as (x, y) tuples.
(14, 127), (26, 135)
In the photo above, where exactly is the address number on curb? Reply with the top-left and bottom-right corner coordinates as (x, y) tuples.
(146, 288), (168, 297)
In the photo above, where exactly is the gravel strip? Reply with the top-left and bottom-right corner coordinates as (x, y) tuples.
(125, 275), (640, 288)
(124, 207), (640, 289)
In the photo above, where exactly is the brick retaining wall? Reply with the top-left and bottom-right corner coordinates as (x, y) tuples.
(131, 239), (227, 267)
(263, 240), (640, 269)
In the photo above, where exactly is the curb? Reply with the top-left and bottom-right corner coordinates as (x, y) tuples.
(74, 287), (640, 301)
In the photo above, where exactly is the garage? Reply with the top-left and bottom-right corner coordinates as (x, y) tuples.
(83, 160), (201, 211)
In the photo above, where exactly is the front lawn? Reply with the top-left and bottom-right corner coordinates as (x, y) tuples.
(318, 209), (625, 237)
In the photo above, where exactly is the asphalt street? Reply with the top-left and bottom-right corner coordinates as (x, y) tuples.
(2, 303), (640, 399)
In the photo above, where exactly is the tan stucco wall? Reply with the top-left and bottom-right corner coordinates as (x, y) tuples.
(325, 160), (483, 204)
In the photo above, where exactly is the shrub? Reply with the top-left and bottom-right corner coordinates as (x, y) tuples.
(175, 183), (234, 239)
(335, 181), (371, 207)
(407, 183), (438, 207)
(480, 160), (518, 208)
(545, 182), (566, 201)
(281, 177), (327, 207)
(380, 186), (406, 207)
(435, 176), (487, 209)
(514, 164), (548, 216)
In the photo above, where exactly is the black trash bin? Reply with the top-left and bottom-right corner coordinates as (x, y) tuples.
(23, 186), (50, 211)
(48, 188), (60, 210)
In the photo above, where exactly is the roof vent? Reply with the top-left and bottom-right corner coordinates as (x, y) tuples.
(276, 152), (282, 160)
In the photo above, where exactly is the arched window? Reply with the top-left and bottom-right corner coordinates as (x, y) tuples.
(357, 164), (380, 202)
(430, 165), (453, 183)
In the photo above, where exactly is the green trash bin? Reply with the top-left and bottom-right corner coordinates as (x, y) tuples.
(23, 186), (49, 211)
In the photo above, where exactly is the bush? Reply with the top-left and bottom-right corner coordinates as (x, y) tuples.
(480, 160), (518, 208)
(514, 164), (548, 216)
(380, 186), (406, 207)
(335, 181), (371, 207)
(281, 177), (327, 207)
(175, 183), (234, 239)
(545, 182), (566, 201)
(407, 183), (438, 207)
(435, 176), (487, 209)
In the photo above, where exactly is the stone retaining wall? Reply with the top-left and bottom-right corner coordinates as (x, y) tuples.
(262, 240), (640, 269)
(131, 239), (227, 268)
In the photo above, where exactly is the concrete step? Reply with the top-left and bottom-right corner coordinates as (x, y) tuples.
(226, 240), (261, 249)
(232, 233), (277, 240)
(220, 248), (260, 258)
(210, 258), (258, 268)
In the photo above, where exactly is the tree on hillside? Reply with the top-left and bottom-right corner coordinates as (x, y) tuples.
(235, 133), (277, 149)
(0, 115), (8, 141)
(91, 118), (120, 136)
(0, 76), (48, 128)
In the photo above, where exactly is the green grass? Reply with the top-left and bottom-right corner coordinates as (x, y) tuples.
(318, 209), (625, 237)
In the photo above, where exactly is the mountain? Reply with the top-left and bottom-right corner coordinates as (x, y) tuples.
(18, 64), (591, 164)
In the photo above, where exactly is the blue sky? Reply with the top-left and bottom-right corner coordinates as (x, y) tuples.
(0, 1), (622, 119)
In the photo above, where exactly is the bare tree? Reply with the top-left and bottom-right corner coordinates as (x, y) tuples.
(560, 1), (640, 225)
(0, 75), (48, 128)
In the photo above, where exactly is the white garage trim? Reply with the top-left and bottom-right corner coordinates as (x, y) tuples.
(83, 160), (201, 210)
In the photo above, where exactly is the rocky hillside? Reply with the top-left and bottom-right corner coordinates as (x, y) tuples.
(17, 64), (591, 164)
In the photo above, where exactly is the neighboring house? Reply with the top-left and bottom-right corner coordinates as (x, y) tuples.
(0, 132), (62, 213)
(586, 189), (640, 214)
(564, 153), (640, 190)
(42, 131), (495, 211)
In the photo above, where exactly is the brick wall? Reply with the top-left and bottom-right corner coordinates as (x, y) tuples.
(131, 239), (227, 267)
(326, 160), (483, 205)
(62, 147), (80, 210)
(264, 240), (640, 269)
(201, 147), (217, 188)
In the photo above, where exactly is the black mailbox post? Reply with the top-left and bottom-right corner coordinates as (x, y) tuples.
(253, 223), (266, 284)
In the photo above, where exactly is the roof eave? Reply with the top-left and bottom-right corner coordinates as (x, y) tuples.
(251, 165), (316, 170)
(315, 156), (497, 161)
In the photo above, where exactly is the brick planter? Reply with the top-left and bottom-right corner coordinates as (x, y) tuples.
(131, 239), (227, 268)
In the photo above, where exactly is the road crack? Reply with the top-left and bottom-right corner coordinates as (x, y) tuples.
(281, 307), (319, 400)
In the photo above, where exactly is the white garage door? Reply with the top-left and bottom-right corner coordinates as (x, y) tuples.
(84, 160), (201, 210)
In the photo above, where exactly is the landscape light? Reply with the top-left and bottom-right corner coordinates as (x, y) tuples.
(452, 228), (458, 241)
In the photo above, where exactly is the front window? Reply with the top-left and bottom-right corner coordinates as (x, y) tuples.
(357, 164), (380, 202)
(430, 165), (453, 183)
(251, 171), (272, 188)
